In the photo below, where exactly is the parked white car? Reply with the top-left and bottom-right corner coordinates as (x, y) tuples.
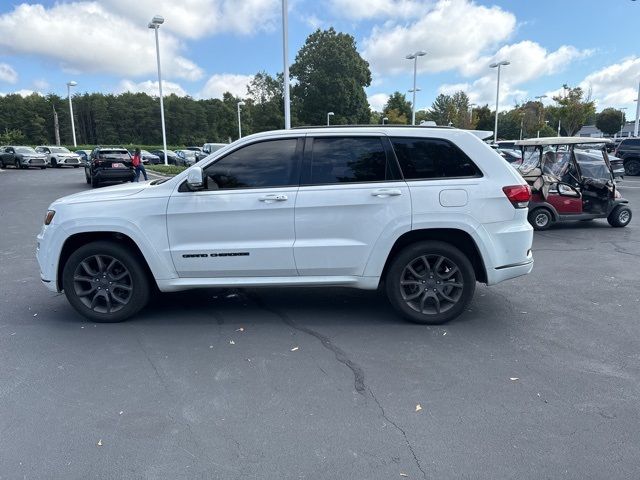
(37, 127), (533, 324)
(36, 146), (82, 168)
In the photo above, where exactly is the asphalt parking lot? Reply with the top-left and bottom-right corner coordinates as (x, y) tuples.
(1, 167), (639, 479)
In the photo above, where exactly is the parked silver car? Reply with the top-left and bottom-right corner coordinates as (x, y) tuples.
(0, 146), (48, 169)
(36, 146), (81, 168)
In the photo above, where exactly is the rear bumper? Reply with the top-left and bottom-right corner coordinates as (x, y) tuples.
(490, 257), (534, 284)
(95, 169), (134, 182)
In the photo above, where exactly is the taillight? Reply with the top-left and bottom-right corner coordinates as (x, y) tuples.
(502, 184), (531, 208)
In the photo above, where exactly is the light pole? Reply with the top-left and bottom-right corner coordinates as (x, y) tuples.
(66, 81), (77, 147)
(382, 117), (388, 125)
(237, 101), (245, 138)
(148, 15), (168, 166)
(489, 60), (510, 143)
(282, 0), (291, 129)
(405, 50), (427, 125)
(327, 111), (334, 126)
(534, 95), (547, 138)
(619, 107), (628, 138)
(634, 81), (640, 137)
(469, 103), (476, 124)
(557, 119), (562, 136)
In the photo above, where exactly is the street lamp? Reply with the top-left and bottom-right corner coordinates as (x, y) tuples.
(382, 117), (388, 125)
(327, 111), (334, 126)
(634, 81), (640, 137)
(237, 101), (245, 138)
(489, 60), (510, 143)
(619, 106), (628, 138)
(469, 103), (476, 123)
(148, 15), (168, 166)
(66, 81), (77, 147)
(405, 50), (427, 125)
(534, 95), (547, 138)
(282, 0), (291, 129)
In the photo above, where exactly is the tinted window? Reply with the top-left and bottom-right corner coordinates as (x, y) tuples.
(622, 139), (640, 147)
(391, 137), (481, 179)
(204, 139), (298, 190)
(307, 137), (389, 184)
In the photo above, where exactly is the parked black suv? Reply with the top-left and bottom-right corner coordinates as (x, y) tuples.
(614, 138), (640, 176)
(85, 147), (134, 188)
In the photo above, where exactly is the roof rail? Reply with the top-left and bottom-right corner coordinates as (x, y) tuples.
(291, 124), (455, 130)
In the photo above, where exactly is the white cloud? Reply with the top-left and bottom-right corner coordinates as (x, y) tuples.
(579, 56), (640, 107)
(117, 79), (188, 97)
(198, 73), (254, 99)
(0, 3), (203, 81)
(0, 89), (43, 98)
(368, 93), (389, 112)
(103, 0), (281, 39)
(361, 0), (516, 76)
(330, 0), (430, 20)
(0, 63), (18, 83)
(33, 79), (49, 91)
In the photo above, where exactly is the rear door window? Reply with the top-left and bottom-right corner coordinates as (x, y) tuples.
(303, 137), (396, 185)
(390, 137), (482, 179)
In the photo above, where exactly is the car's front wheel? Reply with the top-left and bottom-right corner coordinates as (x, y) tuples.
(385, 241), (476, 324)
(62, 241), (150, 322)
(624, 159), (640, 176)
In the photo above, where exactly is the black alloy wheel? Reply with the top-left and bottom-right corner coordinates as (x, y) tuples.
(62, 241), (150, 322)
(386, 241), (476, 324)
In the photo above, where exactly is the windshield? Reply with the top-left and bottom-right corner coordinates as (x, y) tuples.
(180, 150), (196, 158)
(16, 147), (37, 154)
(100, 149), (130, 158)
(50, 147), (71, 153)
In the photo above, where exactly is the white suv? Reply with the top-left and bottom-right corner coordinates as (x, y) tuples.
(37, 127), (533, 324)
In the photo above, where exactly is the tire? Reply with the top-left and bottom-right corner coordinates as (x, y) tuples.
(624, 159), (640, 176)
(40, 166), (46, 170)
(91, 176), (100, 188)
(73, 165), (79, 168)
(528, 208), (553, 231)
(62, 241), (150, 322)
(608, 205), (632, 228)
(385, 241), (476, 325)
(14, 160), (20, 169)
(51, 158), (58, 168)
(85, 172), (91, 184)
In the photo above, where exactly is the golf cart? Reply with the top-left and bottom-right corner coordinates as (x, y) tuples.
(514, 137), (632, 230)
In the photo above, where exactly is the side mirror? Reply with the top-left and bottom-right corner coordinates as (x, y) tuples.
(186, 166), (204, 190)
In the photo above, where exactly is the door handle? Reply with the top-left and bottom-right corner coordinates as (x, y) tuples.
(371, 188), (402, 197)
(259, 194), (288, 202)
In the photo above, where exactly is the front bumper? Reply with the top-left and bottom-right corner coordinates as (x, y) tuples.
(23, 157), (47, 167)
(58, 157), (81, 165)
(37, 224), (63, 292)
(95, 169), (135, 182)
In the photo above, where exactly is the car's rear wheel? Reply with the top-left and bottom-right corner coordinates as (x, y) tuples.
(62, 241), (150, 322)
(385, 241), (476, 324)
(91, 176), (100, 188)
(40, 166), (46, 170)
(51, 158), (58, 168)
(608, 205), (632, 227)
(14, 160), (20, 169)
(624, 159), (640, 176)
(528, 208), (553, 231)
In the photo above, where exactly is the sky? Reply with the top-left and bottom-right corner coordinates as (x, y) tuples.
(0, 0), (639, 117)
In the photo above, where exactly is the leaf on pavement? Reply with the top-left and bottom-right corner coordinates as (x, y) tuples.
(415, 404), (422, 412)
(229, 340), (235, 345)
(400, 473), (408, 477)
(97, 439), (103, 447)
(510, 377), (519, 381)
(290, 346), (299, 352)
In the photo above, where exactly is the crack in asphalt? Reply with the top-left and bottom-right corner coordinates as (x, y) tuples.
(249, 292), (428, 476)
(369, 388), (428, 479)
(608, 242), (640, 258)
(248, 292), (366, 394)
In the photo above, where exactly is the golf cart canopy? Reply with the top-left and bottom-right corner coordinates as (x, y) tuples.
(515, 137), (613, 147)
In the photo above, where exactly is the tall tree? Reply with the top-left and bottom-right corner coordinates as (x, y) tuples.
(383, 92), (412, 122)
(290, 28), (372, 126)
(596, 108), (625, 136)
(429, 91), (472, 128)
(552, 85), (596, 136)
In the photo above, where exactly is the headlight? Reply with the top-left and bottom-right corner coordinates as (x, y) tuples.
(44, 210), (55, 225)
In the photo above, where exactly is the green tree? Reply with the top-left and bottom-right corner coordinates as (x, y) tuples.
(474, 105), (494, 131)
(596, 108), (625, 136)
(428, 91), (472, 128)
(246, 71), (285, 132)
(552, 85), (596, 136)
(383, 91), (412, 122)
(290, 28), (372, 126)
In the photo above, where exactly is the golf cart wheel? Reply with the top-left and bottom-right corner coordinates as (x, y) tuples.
(385, 241), (476, 325)
(624, 159), (640, 176)
(62, 241), (150, 322)
(528, 208), (553, 231)
(608, 205), (632, 228)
